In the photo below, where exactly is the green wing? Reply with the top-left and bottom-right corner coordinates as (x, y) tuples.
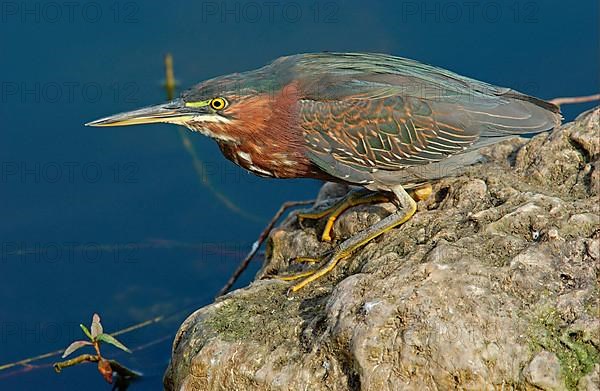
(293, 53), (560, 185)
(300, 96), (478, 170)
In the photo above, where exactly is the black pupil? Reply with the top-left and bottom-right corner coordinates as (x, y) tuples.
(214, 100), (222, 108)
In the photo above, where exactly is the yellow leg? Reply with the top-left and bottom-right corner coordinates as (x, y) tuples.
(293, 257), (319, 263)
(265, 256), (321, 281)
(297, 189), (370, 220)
(319, 193), (391, 241)
(298, 189), (393, 242)
(278, 270), (318, 281)
(298, 184), (431, 243)
(290, 185), (417, 293)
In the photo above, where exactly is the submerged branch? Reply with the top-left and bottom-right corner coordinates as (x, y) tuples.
(550, 93), (600, 106)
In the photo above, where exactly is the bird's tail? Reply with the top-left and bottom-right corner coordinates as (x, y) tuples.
(475, 89), (562, 139)
(503, 90), (560, 114)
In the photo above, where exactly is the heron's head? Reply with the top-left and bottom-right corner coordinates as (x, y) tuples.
(86, 73), (283, 144)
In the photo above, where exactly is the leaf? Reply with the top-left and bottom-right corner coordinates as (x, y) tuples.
(61, 340), (92, 358)
(90, 313), (103, 339)
(80, 324), (92, 340)
(96, 333), (131, 353)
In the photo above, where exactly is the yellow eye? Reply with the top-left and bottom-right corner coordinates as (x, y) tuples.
(210, 97), (227, 110)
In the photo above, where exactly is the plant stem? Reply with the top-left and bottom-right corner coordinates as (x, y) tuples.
(53, 354), (141, 378)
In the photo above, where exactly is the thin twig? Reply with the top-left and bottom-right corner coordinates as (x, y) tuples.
(53, 354), (141, 378)
(111, 316), (164, 337)
(0, 350), (64, 372)
(549, 93), (600, 106)
(216, 199), (315, 297)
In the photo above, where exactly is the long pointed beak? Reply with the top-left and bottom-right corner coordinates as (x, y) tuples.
(86, 99), (194, 127)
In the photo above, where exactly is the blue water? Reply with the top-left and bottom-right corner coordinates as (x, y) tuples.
(1, 1), (598, 389)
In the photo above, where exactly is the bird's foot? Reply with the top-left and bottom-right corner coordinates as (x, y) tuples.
(269, 256), (324, 281)
(297, 183), (431, 242)
(267, 251), (348, 293)
(297, 189), (391, 242)
(273, 184), (420, 293)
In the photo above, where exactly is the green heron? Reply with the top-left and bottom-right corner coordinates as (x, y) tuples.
(87, 52), (561, 292)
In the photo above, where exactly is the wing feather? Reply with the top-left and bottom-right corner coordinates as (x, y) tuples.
(290, 53), (560, 186)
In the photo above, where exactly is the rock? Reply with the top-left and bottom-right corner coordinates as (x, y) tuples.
(164, 108), (600, 390)
(578, 364), (600, 391)
(524, 350), (566, 390)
